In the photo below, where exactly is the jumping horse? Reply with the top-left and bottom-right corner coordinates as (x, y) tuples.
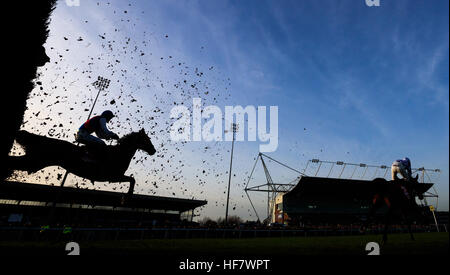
(8, 129), (156, 199)
(362, 175), (427, 244)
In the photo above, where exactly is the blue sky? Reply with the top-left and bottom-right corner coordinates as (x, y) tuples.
(13, 0), (448, 220)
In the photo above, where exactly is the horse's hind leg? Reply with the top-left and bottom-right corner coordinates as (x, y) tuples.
(382, 207), (392, 245)
(125, 176), (136, 195)
(7, 156), (46, 174)
(403, 211), (415, 241)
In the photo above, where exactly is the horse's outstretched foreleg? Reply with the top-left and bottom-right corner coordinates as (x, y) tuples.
(117, 175), (135, 205)
(126, 176), (136, 195)
(403, 207), (416, 241)
(408, 221), (415, 241)
(382, 207), (392, 245)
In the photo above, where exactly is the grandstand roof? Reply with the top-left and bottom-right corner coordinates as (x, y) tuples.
(0, 181), (207, 212)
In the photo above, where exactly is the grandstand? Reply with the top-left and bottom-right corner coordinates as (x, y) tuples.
(279, 176), (434, 225)
(0, 181), (207, 229)
(245, 155), (441, 227)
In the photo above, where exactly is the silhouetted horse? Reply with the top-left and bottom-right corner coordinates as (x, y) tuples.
(8, 129), (156, 197)
(362, 176), (426, 244)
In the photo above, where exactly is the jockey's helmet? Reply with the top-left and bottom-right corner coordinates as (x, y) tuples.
(403, 157), (410, 166)
(101, 110), (115, 121)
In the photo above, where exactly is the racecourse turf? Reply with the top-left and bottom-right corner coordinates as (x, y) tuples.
(0, 232), (447, 255)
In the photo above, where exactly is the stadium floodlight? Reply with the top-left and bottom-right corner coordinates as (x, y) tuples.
(312, 159), (320, 163)
(232, 123), (239, 133)
(336, 161), (344, 165)
(93, 77), (111, 91)
(380, 165), (387, 169)
(435, 169), (441, 172)
(359, 163), (366, 167)
(225, 123), (239, 224)
(60, 75), (111, 188)
(88, 76), (111, 119)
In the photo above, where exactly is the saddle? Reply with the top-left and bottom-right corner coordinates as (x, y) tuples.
(393, 180), (416, 202)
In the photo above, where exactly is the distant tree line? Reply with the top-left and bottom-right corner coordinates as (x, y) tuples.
(198, 215), (245, 227)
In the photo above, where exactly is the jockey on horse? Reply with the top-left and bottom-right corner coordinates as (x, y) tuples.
(362, 157), (422, 243)
(391, 157), (412, 182)
(75, 110), (119, 160)
(390, 157), (415, 200)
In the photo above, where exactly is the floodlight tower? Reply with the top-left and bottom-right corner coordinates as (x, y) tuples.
(225, 123), (238, 224)
(87, 76), (111, 119)
(59, 76), (111, 187)
(244, 153), (304, 223)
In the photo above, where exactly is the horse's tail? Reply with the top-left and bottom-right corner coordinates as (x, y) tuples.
(15, 130), (39, 153)
(367, 177), (389, 215)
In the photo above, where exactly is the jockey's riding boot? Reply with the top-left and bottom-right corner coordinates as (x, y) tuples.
(400, 185), (411, 200)
(86, 144), (108, 161)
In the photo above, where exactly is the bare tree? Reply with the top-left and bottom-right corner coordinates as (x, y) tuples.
(217, 215), (243, 226)
(199, 217), (217, 227)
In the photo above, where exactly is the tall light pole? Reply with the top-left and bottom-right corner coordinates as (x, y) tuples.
(86, 76), (111, 120)
(59, 76), (111, 187)
(225, 123), (238, 224)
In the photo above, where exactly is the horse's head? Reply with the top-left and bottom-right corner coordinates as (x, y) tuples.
(410, 174), (424, 199)
(136, 128), (156, 155)
(118, 129), (156, 156)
